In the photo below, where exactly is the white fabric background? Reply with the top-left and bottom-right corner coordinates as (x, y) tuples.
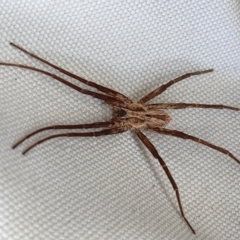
(0, 1), (240, 240)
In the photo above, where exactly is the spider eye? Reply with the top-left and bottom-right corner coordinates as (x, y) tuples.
(118, 109), (127, 117)
(113, 108), (127, 117)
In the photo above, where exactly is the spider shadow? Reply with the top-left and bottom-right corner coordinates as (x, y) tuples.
(132, 130), (181, 220)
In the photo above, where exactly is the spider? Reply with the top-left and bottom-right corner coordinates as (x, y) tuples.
(1, 43), (239, 234)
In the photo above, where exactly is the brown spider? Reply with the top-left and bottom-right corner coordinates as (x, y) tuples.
(1, 42), (239, 234)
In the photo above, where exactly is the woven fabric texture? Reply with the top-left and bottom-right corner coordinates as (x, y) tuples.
(0, 1), (240, 240)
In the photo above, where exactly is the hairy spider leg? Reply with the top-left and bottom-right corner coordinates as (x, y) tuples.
(12, 121), (114, 149)
(22, 127), (127, 155)
(147, 103), (239, 111)
(149, 127), (240, 165)
(10, 42), (130, 102)
(0, 63), (124, 107)
(140, 69), (213, 103)
(135, 129), (196, 234)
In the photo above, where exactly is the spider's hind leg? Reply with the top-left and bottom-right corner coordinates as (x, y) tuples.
(147, 103), (239, 111)
(149, 127), (240, 165)
(135, 129), (196, 234)
(140, 69), (213, 103)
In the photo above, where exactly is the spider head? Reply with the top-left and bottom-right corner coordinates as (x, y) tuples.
(113, 108), (127, 117)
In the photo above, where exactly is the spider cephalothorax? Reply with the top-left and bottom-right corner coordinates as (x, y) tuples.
(1, 42), (239, 234)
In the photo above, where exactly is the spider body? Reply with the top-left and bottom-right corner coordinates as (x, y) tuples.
(1, 42), (239, 235)
(113, 103), (171, 129)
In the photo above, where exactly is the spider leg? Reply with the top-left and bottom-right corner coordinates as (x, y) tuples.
(147, 103), (239, 111)
(149, 127), (240, 165)
(0, 63), (124, 106)
(139, 69), (213, 103)
(22, 127), (127, 155)
(135, 129), (196, 234)
(12, 121), (114, 149)
(9, 42), (130, 102)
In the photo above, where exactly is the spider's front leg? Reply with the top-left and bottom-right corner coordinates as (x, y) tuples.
(21, 127), (128, 155)
(9, 42), (131, 102)
(12, 121), (115, 149)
